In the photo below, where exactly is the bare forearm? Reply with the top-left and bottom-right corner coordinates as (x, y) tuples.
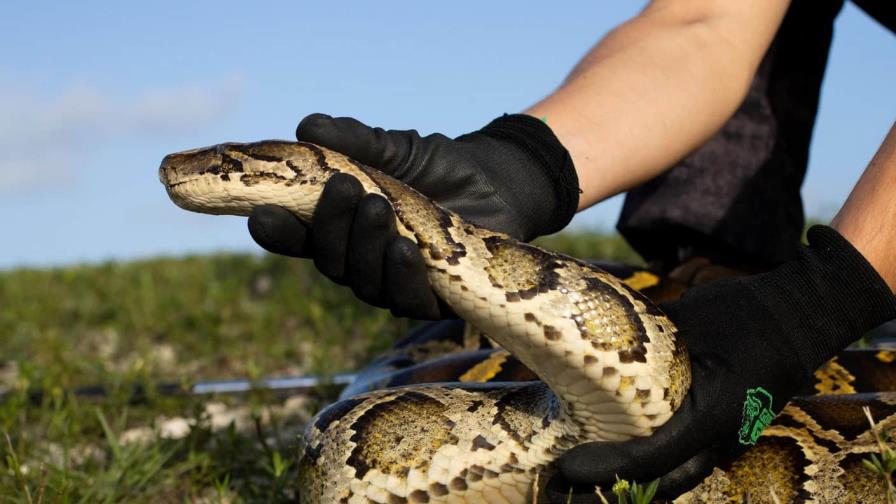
(526, 0), (789, 209)
(832, 122), (896, 292)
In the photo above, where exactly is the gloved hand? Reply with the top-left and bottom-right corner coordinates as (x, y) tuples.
(546, 226), (896, 502)
(248, 113), (579, 319)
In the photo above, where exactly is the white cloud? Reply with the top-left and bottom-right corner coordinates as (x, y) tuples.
(0, 77), (243, 193)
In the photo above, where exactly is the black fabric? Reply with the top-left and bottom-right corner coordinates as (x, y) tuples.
(852, 0), (896, 32)
(754, 226), (896, 372)
(547, 226), (896, 501)
(464, 114), (581, 237)
(617, 0), (845, 269)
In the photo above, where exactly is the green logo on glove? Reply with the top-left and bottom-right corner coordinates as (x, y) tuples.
(738, 387), (775, 445)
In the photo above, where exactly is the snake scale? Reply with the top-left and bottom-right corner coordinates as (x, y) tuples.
(160, 140), (896, 503)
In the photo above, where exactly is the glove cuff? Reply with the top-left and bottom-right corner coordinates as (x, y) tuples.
(477, 114), (580, 236)
(750, 225), (896, 375)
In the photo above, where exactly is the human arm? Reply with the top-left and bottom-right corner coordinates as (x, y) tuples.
(832, 122), (896, 292)
(526, 0), (791, 208)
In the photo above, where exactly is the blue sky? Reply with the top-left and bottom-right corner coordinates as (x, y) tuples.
(0, 1), (893, 269)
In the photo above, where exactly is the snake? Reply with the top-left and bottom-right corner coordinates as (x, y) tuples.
(160, 140), (896, 503)
(346, 320), (896, 503)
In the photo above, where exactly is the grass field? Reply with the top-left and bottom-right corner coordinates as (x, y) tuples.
(0, 231), (641, 502)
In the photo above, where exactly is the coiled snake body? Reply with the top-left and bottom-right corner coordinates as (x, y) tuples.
(161, 140), (689, 502)
(161, 141), (896, 503)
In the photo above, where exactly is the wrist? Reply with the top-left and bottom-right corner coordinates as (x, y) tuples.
(750, 226), (896, 374)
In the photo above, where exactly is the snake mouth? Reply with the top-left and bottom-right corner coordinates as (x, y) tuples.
(158, 144), (230, 188)
(163, 176), (203, 189)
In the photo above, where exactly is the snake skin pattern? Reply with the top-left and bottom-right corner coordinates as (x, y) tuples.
(345, 266), (896, 503)
(161, 140), (896, 502)
(160, 140), (689, 502)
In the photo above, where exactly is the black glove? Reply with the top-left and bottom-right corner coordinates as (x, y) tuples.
(546, 226), (896, 502)
(249, 113), (579, 319)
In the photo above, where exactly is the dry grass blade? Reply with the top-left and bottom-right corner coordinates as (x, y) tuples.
(4, 431), (34, 503)
(863, 405), (896, 503)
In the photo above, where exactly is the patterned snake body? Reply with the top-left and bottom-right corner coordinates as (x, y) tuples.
(160, 140), (689, 502)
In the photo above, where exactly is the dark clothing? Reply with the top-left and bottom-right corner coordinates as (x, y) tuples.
(617, 0), (892, 269)
(853, 0), (896, 31)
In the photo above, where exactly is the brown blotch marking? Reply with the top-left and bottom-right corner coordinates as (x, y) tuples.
(710, 435), (809, 502)
(482, 237), (563, 300)
(484, 469), (499, 479)
(449, 477), (468, 491)
(408, 490), (430, 503)
(618, 346), (647, 364)
(524, 312), (541, 324)
(286, 142), (340, 186)
(494, 383), (557, 445)
(471, 435), (496, 451)
(519, 290), (538, 300)
(636, 389), (651, 400)
(230, 143), (287, 163)
(298, 142), (338, 175)
(388, 495), (407, 504)
(358, 166), (467, 265)
(543, 325), (562, 341)
(838, 452), (894, 502)
(449, 274), (463, 283)
(312, 397), (365, 433)
(466, 400), (485, 413)
(665, 335), (690, 409)
(428, 483), (449, 496)
(584, 355), (598, 366)
(195, 150), (244, 182)
(303, 397), (365, 462)
(602, 367), (618, 378)
(795, 395), (896, 438)
(813, 358), (856, 395)
(221, 152), (245, 171)
(285, 160), (304, 177)
(467, 465), (484, 482)
(345, 391), (458, 480)
(569, 275), (653, 363)
(240, 172), (290, 186)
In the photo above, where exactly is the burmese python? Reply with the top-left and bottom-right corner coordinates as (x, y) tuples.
(160, 141), (896, 503)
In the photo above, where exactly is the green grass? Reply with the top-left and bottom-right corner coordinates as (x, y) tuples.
(0, 231), (639, 502)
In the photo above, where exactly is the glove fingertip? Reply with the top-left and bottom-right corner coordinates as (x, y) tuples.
(655, 443), (731, 498)
(557, 441), (628, 485)
(296, 113), (333, 142)
(248, 204), (309, 258)
(385, 237), (421, 266)
(384, 237), (442, 320)
(557, 395), (707, 486)
(296, 113), (377, 161)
